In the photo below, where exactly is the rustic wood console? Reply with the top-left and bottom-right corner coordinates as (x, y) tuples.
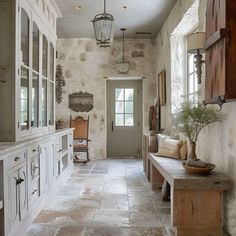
(148, 153), (232, 236)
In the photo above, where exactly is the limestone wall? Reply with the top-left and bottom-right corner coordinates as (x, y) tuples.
(155, 0), (236, 233)
(56, 38), (156, 159)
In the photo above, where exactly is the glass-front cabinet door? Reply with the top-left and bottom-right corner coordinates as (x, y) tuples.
(32, 22), (39, 128)
(20, 8), (30, 131)
(49, 43), (55, 126)
(18, 3), (56, 139)
(42, 35), (48, 127)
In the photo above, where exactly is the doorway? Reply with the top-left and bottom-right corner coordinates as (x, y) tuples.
(107, 79), (143, 158)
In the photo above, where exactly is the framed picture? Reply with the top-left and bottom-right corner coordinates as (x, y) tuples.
(158, 70), (166, 106)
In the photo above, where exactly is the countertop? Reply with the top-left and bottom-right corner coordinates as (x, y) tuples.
(0, 128), (74, 159)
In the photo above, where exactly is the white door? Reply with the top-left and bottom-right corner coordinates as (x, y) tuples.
(107, 80), (142, 158)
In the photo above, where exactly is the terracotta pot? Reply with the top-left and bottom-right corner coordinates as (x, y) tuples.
(188, 141), (197, 160)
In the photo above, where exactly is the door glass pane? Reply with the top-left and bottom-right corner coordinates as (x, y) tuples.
(115, 102), (124, 113)
(125, 101), (133, 113)
(115, 89), (124, 101)
(115, 88), (134, 127)
(125, 114), (134, 126)
(50, 43), (54, 81)
(49, 82), (54, 125)
(115, 114), (124, 126)
(21, 9), (29, 66)
(32, 22), (39, 72)
(43, 35), (48, 77)
(20, 67), (29, 130)
(42, 78), (47, 127)
(32, 73), (39, 127)
(125, 89), (133, 101)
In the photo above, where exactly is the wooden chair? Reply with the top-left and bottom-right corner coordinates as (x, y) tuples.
(70, 116), (91, 163)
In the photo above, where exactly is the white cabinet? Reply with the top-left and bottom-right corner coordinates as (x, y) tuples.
(55, 131), (74, 179)
(2, 129), (73, 236)
(39, 138), (55, 195)
(5, 151), (28, 235)
(0, 0), (61, 142)
(27, 144), (40, 208)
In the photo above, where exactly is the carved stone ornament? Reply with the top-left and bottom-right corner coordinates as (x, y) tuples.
(69, 92), (94, 112)
(56, 64), (66, 104)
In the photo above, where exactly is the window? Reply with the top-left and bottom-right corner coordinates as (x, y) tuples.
(115, 88), (134, 126)
(187, 53), (198, 103)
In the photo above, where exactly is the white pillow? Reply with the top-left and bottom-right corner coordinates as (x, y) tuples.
(156, 138), (181, 159)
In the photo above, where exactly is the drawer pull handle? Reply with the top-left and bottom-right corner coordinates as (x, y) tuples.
(15, 157), (20, 162)
(32, 166), (39, 173)
(32, 149), (37, 152)
(31, 189), (37, 195)
(16, 178), (24, 185)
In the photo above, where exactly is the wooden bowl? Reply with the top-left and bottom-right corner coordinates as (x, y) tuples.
(182, 163), (216, 174)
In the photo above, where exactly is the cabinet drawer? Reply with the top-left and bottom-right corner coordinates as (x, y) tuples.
(30, 178), (40, 206)
(30, 156), (40, 180)
(6, 150), (26, 169)
(28, 144), (39, 158)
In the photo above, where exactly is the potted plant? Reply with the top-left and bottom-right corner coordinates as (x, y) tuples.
(173, 102), (225, 160)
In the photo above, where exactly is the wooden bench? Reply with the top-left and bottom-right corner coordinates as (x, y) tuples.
(148, 153), (232, 236)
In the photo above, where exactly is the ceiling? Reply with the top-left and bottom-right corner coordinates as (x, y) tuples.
(55, 0), (176, 39)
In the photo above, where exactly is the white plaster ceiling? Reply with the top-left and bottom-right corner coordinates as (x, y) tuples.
(55, 0), (176, 39)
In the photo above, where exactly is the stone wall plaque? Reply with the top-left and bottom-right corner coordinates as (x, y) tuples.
(69, 92), (93, 112)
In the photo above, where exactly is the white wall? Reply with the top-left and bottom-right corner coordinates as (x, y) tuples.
(56, 38), (156, 159)
(155, 0), (236, 234)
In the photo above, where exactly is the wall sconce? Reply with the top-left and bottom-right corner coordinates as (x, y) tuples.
(187, 32), (206, 84)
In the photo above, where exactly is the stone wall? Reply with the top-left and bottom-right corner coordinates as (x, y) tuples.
(155, 0), (236, 234)
(56, 38), (156, 159)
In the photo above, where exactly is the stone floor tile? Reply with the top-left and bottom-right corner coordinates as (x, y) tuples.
(92, 209), (129, 227)
(100, 199), (129, 211)
(24, 224), (58, 236)
(129, 211), (162, 227)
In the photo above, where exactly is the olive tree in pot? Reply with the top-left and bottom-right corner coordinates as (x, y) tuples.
(173, 102), (225, 160)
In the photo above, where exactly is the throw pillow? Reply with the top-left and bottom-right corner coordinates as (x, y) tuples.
(156, 138), (181, 159)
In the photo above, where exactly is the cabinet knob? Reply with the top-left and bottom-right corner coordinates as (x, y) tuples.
(32, 149), (37, 152)
(15, 157), (20, 162)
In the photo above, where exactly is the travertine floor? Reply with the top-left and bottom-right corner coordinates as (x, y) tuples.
(25, 159), (172, 236)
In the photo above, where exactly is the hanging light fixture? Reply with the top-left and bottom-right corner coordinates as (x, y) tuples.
(116, 28), (130, 74)
(92, 0), (115, 47)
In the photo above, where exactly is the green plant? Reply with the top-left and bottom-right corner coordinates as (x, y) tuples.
(173, 102), (225, 143)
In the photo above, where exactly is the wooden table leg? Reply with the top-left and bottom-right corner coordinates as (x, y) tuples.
(171, 187), (223, 236)
(150, 163), (164, 190)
